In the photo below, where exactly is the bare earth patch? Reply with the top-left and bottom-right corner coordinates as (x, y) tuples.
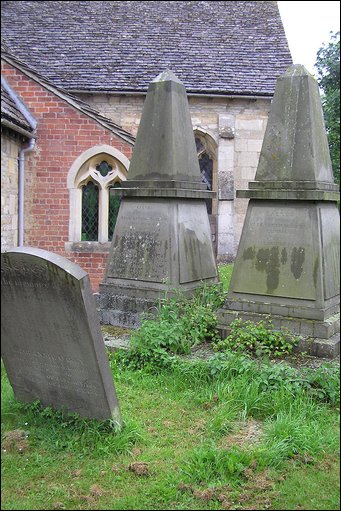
(101, 325), (133, 337)
(178, 469), (279, 510)
(128, 461), (150, 476)
(52, 502), (65, 510)
(220, 419), (263, 449)
(1, 429), (29, 454)
(187, 418), (207, 435)
(89, 484), (105, 497)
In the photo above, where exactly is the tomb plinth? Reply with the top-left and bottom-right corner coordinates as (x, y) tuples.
(98, 71), (218, 328)
(217, 65), (340, 358)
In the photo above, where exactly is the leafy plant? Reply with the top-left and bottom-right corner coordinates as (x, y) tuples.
(315, 31), (340, 184)
(213, 318), (299, 358)
(118, 284), (225, 370)
(182, 443), (251, 485)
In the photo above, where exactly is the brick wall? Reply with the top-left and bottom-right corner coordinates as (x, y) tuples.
(1, 61), (133, 291)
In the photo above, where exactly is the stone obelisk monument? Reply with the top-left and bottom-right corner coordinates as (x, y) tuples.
(217, 65), (340, 358)
(99, 70), (218, 328)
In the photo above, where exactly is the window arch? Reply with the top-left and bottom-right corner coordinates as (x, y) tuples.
(67, 145), (129, 244)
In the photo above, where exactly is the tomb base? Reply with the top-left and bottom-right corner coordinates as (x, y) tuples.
(98, 198), (218, 327)
(217, 199), (340, 358)
(98, 278), (218, 329)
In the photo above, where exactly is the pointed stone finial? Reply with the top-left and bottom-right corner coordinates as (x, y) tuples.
(281, 63), (314, 78)
(255, 63), (334, 185)
(126, 69), (202, 185)
(152, 69), (183, 83)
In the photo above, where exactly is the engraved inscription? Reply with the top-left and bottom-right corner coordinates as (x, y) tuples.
(248, 209), (308, 245)
(107, 202), (172, 282)
(1, 249), (121, 420)
(12, 350), (100, 397)
(1, 261), (50, 287)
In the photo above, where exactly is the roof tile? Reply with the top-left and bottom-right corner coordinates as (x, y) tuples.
(1, 83), (33, 133)
(1, 1), (292, 96)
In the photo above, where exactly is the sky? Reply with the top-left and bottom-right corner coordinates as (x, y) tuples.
(277, 1), (340, 76)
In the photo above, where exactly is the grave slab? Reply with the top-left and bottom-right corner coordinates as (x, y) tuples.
(1, 247), (122, 422)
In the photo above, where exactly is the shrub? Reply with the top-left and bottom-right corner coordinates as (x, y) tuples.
(213, 318), (299, 358)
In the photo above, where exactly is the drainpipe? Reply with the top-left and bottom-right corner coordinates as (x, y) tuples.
(18, 138), (36, 246)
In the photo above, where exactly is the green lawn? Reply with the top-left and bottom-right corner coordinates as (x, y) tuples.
(1, 356), (340, 510)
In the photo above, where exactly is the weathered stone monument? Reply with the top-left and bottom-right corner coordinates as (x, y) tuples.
(217, 65), (340, 358)
(98, 70), (218, 327)
(1, 247), (122, 422)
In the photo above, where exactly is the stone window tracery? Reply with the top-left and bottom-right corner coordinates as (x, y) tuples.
(67, 146), (129, 247)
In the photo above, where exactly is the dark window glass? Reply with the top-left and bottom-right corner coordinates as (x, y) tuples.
(196, 137), (213, 215)
(96, 160), (112, 177)
(200, 153), (213, 192)
(108, 182), (122, 241)
(195, 138), (205, 154)
(81, 181), (99, 241)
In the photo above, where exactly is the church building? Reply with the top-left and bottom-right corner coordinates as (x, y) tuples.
(1, 1), (292, 291)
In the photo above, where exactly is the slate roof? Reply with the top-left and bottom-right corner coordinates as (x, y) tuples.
(1, 1), (293, 97)
(1, 47), (135, 145)
(1, 83), (34, 134)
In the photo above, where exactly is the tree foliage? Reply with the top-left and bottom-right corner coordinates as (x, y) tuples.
(315, 31), (340, 184)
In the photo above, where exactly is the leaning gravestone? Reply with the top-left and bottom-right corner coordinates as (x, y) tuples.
(98, 70), (218, 328)
(1, 247), (122, 423)
(217, 64), (340, 358)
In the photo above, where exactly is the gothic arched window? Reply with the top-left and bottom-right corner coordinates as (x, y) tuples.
(67, 146), (129, 246)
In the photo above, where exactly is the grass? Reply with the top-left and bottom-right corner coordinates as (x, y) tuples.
(270, 457), (340, 510)
(1, 264), (340, 509)
(217, 263), (233, 291)
(1, 355), (340, 510)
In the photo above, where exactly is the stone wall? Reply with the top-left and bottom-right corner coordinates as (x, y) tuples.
(1, 129), (20, 248)
(79, 93), (270, 259)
